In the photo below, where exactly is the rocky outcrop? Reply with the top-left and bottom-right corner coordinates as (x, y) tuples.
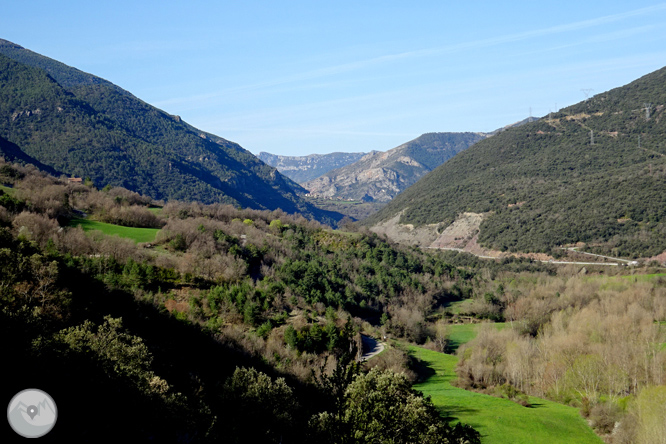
(258, 151), (367, 183)
(303, 132), (487, 202)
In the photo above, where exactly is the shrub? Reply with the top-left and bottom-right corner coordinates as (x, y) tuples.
(12, 211), (59, 248)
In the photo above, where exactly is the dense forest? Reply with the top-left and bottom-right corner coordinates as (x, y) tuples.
(0, 40), (342, 225)
(367, 66), (666, 258)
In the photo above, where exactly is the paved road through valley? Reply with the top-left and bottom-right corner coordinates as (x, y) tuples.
(360, 335), (385, 362)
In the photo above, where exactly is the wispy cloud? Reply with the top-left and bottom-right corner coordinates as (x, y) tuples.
(155, 4), (666, 111)
(435, 4), (666, 52)
(219, 127), (415, 138)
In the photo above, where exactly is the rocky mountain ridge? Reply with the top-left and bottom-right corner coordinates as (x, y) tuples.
(258, 151), (367, 183)
(303, 132), (487, 202)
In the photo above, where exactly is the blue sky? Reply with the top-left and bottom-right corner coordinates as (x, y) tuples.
(3, 1), (666, 156)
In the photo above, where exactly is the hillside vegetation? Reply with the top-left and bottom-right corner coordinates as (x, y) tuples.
(0, 158), (482, 442)
(4, 157), (663, 442)
(450, 273), (666, 443)
(368, 66), (666, 258)
(0, 39), (341, 225)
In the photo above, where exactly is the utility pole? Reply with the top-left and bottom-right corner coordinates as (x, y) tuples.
(581, 89), (594, 101)
(638, 135), (641, 149)
(644, 103), (652, 120)
(590, 130), (594, 145)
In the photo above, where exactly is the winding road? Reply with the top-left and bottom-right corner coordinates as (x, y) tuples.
(426, 246), (636, 267)
(360, 335), (386, 362)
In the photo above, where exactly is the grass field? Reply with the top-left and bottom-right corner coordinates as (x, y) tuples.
(69, 217), (160, 243)
(446, 322), (506, 352)
(410, 346), (603, 444)
(443, 299), (472, 314)
(620, 273), (666, 282)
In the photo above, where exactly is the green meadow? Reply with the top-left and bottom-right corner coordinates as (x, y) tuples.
(410, 340), (602, 443)
(446, 322), (506, 352)
(620, 273), (666, 282)
(69, 217), (160, 243)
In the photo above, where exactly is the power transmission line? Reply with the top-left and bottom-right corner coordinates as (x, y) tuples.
(644, 103), (652, 120)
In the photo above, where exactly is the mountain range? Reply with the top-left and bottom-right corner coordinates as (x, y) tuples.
(367, 66), (666, 258)
(0, 39), (342, 225)
(258, 151), (367, 183)
(303, 132), (487, 203)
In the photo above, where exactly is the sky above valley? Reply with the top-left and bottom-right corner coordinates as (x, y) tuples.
(3, 1), (666, 156)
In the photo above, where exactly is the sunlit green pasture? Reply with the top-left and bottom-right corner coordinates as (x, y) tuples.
(410, 346), (603, 444)
(620, 273), (666, 282)
(68, 217), (160, 243)
(446, 322), (506, 352)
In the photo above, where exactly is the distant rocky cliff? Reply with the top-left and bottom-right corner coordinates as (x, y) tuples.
(258, 151), (367, 183)
(303, 132), (487, 202)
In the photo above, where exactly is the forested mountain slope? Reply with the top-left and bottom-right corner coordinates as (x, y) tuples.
(0, 39), (341, 224)
(367, 66), (666, 258)
(304, 132), (486, 202)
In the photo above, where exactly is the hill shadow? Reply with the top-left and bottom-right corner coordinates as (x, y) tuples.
(445, 339), (465, 354)
(437, 405), (480, 422)
(0, 136), (62, 176)
(408, 353), (436, 383)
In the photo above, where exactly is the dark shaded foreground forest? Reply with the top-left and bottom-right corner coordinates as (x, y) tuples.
(0, 159), (480, 443)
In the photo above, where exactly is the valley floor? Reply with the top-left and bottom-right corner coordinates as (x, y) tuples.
(410, 346), (603, 444)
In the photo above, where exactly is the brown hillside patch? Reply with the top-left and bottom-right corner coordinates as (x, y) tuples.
(370, 210), (441, 246)
(165, 299), (189, 313)
(164, 288), (195, 313)
(429, 212), (485, 250)
(647, 250), (666, 265)
(565, 112), (604, 121)
(429, 212), (556, 261)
